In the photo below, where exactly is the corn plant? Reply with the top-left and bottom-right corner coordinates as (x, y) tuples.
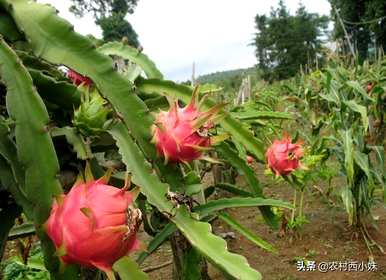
(297, 58), (385, 255)
(0, 1), (295, 279)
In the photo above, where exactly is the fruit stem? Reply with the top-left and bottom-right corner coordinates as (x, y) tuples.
(291, 189), (297, 224)
(106, 271), (116, 280)
(298, 189), (304, 219)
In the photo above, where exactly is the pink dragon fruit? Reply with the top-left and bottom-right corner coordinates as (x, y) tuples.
(45, 177), (141, 273)
(151, 88), (222, 163)
(246, 155), (254, 165)
(67, 69), (93, 87)
(266, 134), (303, 176)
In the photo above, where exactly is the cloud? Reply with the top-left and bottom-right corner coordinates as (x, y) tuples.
(38, 0), (331, 81)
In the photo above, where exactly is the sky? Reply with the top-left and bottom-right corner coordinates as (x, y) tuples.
(37, 0), (331, 81)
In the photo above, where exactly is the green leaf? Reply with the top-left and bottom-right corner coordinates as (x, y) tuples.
(216, 142), (279, 229)
(217, 143), (262, 196)
(320, 72), (341, 105)
(135, 78), (266, 161)
(231, 110), (293, 120)
(183, 248), (203, 280)
(340, 186), (354, 225)
(113, 257), (149, 280)
(0, 36), (65, 278)
(137, 223), (177, 265)
(185, 184), (203, 196)
(353, 151), (370, 178)
(319, 92), (340, 105)
(194, 197), (293, 219)
(29, 69), (81, 110)
(0, 37), (62, 222)
(51, 127), (92, 160)
(0, 117), (25, 188)
(109, 122), (261, 280)
(0, 0), (155, 158)
(369, 146), (385, 195)
(16, 50), (66, 81)
(143, 95), (169, 111)
(346, 81), (375, 102)
(213, 183), (253, 197)
(219, 212), (277, 254)
(0, 157), (32, 215)
(8, 222), (35, 240)
(0, 203), (21, 260)
(98, 41), (163, 79)
(0, 12), (23, 41)
(371, 146), (384, 169)
(343, 100), (368, 132)
(339, 129), (354, 186)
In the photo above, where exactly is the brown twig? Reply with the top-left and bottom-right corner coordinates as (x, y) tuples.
(141, 260), (173, 273)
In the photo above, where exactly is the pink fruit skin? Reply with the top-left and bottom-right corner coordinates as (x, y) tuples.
(67, 69), (93, 87)
(265, 136), (303, 176)
(46, 179), (140, 272)
(246, 155), (254, 165)
(153, 101), (210, 163)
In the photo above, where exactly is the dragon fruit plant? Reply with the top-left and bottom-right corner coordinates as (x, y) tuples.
(0, 1), (294, 279)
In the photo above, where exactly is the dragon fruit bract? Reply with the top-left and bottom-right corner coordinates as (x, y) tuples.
(266, 135), (303, 176)
(67, 69), (93, 87)
(45, 177), (141, 272)
(152, 88), (220, 163)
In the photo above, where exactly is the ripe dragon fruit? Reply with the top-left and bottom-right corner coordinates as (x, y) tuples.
(45, 176), (141, 273)
(366, 83), (373, 93)
(67, 69), (93, 87)
(266, 134), (303, 176)
(246, 155), (254, 165)
(151, 87), (222, 163)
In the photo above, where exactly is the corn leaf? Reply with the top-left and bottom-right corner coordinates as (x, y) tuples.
(219, 212), (277, 254)
(194, 197), (292, 219)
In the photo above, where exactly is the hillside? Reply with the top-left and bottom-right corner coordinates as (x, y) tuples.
(197, 67), (257, 84)
(197, 67), (259, 94)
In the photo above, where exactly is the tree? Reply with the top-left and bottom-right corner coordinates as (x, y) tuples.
(70, 0), (140, 47)
(69, 0), (138, 20)
(253, 1), (328, 81)
(365, 0), (386, 52)
(254, 15), (269, 75)
(330, 0), (370, 62)
(98, 13), (140, 46)
(330, 0), (386, 61)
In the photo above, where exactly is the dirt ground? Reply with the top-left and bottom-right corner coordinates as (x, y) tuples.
(139, 163), (386, 280)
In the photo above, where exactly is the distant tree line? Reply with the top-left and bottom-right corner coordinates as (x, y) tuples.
(253, 0), (386, 81)
(197, 67), (258, 92)
(253, 0), (329, 81)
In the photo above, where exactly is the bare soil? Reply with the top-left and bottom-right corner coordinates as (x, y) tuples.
(139, 163), (386, 280)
